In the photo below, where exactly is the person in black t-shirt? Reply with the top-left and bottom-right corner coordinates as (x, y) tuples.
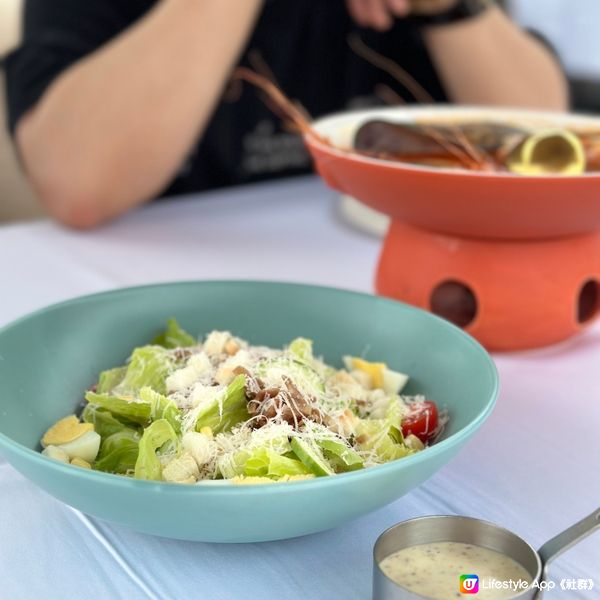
(4, 0), (567, 228)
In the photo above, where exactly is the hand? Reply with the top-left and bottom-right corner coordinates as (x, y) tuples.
(346, 0), (459, 31)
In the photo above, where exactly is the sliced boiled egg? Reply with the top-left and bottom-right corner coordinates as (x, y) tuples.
(41, 445), (70, 463)
(42, 415), (94, 447)
(343, 356), (409, 394)
(57, 430), (101, 463)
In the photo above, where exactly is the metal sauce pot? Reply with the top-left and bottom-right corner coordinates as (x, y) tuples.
(373, 508), (600, 599)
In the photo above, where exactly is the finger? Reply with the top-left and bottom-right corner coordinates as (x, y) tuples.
(346, 0), (364, 26)
(364, 0), (394, 30)
(346, 0), (372, 27)
(385, 0), (411, 17)
(347, 0), (393, 30)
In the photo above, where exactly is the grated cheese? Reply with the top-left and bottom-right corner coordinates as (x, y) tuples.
(166, 352), (212, 393)
(102, 330), (441, 481)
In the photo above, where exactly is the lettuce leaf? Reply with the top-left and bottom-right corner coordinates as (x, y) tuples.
(290, 438), (334, 476)
(139, 386), (182, 434)
(134, 419), (180, 481)
(266, 451), (311, 478)
(317, 439), (363, 472)
(96, 367), (127, 394)
(95, 429), (141, 474)
(288, 337), (336, 380)
(224, 447), (310, 479)
(355, 419), (412, 462)
(194, 374), (248, 434)
(256, 357), (325, 395)
(81, 404), (134, 439)
(241, 449), (270, 478)
(152, 318), (196, 349)
(116, 346), (173, 395)
(85, 391), (151, 425)
(385, 397), (405, 445)
(288, 338), (314, 362)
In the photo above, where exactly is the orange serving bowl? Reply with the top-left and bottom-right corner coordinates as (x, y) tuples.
(305, 106), (600, 350)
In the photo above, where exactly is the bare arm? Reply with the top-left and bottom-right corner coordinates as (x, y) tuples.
(424, 6), (569, 110)
(347, 0), (568, 110)
(16, 0), (262, 228)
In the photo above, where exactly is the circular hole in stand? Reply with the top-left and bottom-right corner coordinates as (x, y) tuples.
(430, 280), (478, 329)
(577, 279), (600, 324)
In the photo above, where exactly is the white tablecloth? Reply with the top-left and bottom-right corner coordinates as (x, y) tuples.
(0, 177), (598, 600)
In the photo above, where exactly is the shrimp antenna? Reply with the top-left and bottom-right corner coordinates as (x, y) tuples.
(348, 35), (495, 169)
(348, 34), (435, 104)
(232, 67), (328, 144)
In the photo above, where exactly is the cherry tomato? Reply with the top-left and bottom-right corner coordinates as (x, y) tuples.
(401, 400), (439, 443)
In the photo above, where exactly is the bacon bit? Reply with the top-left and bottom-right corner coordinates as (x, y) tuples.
(233, 366), (264, 400)
(238, 370), (332, 430)
(232, 366), (251, 376)
(283, 377), (333, 427)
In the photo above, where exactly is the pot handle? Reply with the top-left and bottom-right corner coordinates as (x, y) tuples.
(536, 507), (600, 598)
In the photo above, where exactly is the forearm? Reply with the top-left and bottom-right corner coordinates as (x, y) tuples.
(17, 0), (262, 228)
(424, 6), (569, 110)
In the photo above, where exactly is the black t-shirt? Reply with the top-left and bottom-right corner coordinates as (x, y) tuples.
(4, 0), (448, 197)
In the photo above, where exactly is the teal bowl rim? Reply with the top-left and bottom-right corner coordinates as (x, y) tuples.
(0, 280), (499, 494)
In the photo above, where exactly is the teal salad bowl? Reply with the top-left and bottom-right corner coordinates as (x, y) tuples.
(0, 281), (498, 542)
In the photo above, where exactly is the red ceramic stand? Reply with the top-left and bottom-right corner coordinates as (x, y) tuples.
(305, 107), (600, 351)
(376, 222), (600, 351)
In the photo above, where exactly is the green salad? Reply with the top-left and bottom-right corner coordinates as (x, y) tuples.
(40, 319), (444, 484)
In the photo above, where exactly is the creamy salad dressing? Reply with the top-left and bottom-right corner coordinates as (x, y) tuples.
(379, 541), (532, 600)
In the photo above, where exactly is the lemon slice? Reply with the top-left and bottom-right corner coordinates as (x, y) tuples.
(507, 129), (586, 175)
